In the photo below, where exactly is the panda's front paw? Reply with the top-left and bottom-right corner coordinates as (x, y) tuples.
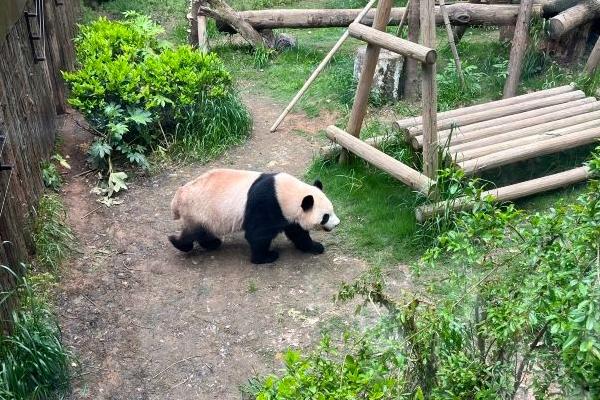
(252, 250), (279, 264)
(310, 242), (325, 254)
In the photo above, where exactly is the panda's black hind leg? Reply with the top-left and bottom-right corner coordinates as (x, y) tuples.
(168, 228), (196, 252)
(196, 228), (222, 251)
(284, 224), (324, 255)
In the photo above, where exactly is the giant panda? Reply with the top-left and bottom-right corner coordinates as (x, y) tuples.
(168, 168), (340, 264)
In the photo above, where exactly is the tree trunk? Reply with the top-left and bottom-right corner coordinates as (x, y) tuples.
(199, 0), (265, 47)
(503, 0), (534, 98)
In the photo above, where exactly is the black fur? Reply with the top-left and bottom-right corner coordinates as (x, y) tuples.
(169, 225), (222, 252)
(314, 180), (323, 190)
(243, 173), (323, 264)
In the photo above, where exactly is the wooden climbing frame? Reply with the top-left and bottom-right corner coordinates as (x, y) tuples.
(325, 0), (439, 194)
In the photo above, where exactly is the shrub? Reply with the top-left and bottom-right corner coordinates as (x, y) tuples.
(249, 148), (600, 399)
(63, 12), (251, 193)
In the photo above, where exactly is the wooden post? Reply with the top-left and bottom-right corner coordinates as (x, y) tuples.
(403, 0), (420, 101)
(339, 0), (394, 164)
(585, 36), (600, 75)
(269, 0), (377, 132)
(420, 0), (438, 179)
(187, 0), (201, 46)
(439, 0), (465, 88)
(503, 0), (534, 98)
(197, 13), (209, 52)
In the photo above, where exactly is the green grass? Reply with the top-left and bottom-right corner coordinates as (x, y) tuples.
(307, 156), (425, 266)
(32, 194), (74, 272)
(0, 267), (71, 400)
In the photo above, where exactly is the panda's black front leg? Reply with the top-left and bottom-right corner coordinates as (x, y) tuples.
(246, 231), (279, 264)
(284, 224), (324, 255)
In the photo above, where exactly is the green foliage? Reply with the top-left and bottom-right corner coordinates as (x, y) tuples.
(0, 267), (71, 399)
(437, 62), (487, 111)
(32, 194), (74, 272)
(63, 13), (251, 194)
(41, 155), (71, 191)
(251, 149), (600, 399)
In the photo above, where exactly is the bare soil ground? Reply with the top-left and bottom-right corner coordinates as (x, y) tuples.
(57, 92), (371, 399)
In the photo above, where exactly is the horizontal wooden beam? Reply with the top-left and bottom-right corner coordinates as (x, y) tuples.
(395, 84), (575, 130)
(447, 100), (600, 151)
(216, 4), (543, 31)
(415, 166), (590, 222)
(453, 118), (600, 162)
(460, 126), (600, 174)
(411, 90), (586, 147)
(348, 22), (437, 64)
(436, 97), (595, 139)
(326, 125), (433, 193)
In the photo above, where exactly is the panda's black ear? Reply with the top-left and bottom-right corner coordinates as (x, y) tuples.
(313, 180), (323, 191)
(301, 195), (314, 211)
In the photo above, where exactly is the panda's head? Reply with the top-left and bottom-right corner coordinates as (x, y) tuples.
(297, 180), (340, 232)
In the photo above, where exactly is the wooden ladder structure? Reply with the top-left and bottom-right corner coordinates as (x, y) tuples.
(325, 0), (597, 221)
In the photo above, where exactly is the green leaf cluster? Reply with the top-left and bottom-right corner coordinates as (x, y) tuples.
(63, 12), (251, 193)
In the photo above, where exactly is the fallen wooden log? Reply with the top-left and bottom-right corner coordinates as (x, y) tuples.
(411, 90), (586, 146)
(326, 125), (433, 193)
(216, 4), (543, 32)
(548, 2), (600, 39)
(453, 118), (600, 162)
(395, 84), (575, 130)
(459, 126), (600, 174)
(415, 166), (590, 222)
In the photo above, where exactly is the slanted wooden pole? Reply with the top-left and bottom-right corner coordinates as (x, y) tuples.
(269, 0), (378, 132)
(327, 126), (433, 192)
(420, 0), (438, 179)
(439, 0), (465, 88)
(585, 36), (600, 75)
(396, 0), (411, 36)
(339, 0), (394, 164)
(415, 166), (591, 222)
(503, 0), (534, 98)
(403, 0), (421, 101)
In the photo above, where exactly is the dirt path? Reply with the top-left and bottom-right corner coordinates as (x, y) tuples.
(58, 92), (369, 399)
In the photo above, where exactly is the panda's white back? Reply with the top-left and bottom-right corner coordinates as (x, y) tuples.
(172, 169), (261, 236)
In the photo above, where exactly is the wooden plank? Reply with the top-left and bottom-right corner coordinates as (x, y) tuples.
(420, 0), (438, 179)
(327, 126), (433, 192)
(445, 99), (600, 149)
(395, 84), (574, 130)
(435, 97), (595, 138)
(348, 23), (437, 64)
(460, 126), (600, 174)
(411, 90), (586, 147)
(340, 0), (393, 163)
(415, 166), (590, 221)
(454, 118), (600, 162)
(503, 0), (534, 98)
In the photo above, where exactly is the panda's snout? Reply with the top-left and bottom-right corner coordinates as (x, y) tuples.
(323, 213), (340, 232)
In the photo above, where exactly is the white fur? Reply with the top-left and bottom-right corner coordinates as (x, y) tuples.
(171, 169), (339, 236)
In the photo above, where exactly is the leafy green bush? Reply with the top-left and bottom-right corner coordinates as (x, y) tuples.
(63, 12), (251, 193)
(249, 148), (600, 399)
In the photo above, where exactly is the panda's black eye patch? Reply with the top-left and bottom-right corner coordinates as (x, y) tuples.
(321, 214), (330, 225)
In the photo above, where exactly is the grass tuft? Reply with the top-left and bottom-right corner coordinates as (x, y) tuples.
(32, 194), (74, 272)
